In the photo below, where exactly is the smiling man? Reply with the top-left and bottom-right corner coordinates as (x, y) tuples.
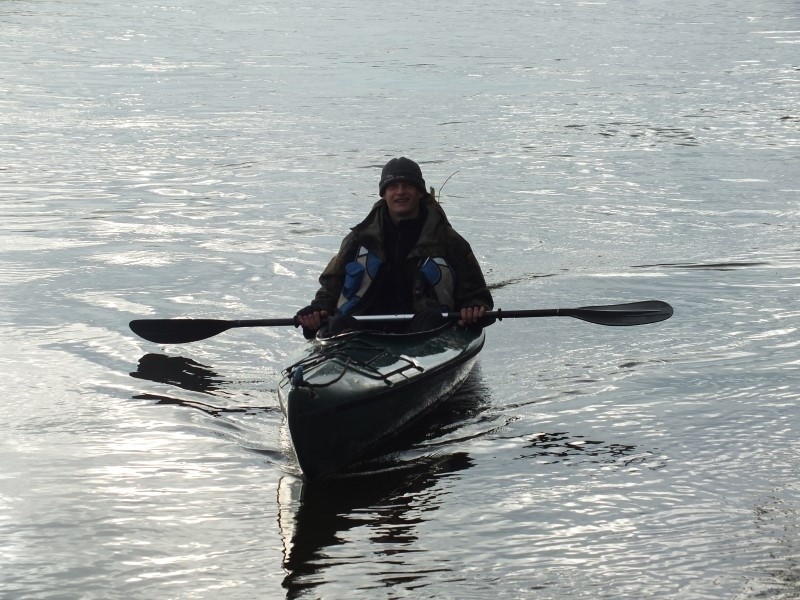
(296, 157), (493, 337)
(379, 158), (425, 222)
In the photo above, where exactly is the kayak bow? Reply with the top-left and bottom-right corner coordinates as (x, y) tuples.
(277, 324), (484, 480)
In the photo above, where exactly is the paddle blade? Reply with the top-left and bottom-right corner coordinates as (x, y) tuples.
(129, 319), (234, 344)
(569, 300), (673, 326)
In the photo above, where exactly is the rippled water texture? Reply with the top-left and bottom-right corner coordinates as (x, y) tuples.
(2, 0), (798, 598)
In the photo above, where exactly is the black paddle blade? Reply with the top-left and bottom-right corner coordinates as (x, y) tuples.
(129, 319), (234, 344)
(569, 300), (673, 326)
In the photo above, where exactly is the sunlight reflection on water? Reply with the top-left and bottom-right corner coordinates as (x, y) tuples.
(1, 0), (799, 598)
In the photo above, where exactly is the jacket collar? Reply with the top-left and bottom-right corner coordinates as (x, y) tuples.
(353, 194), (450, 242)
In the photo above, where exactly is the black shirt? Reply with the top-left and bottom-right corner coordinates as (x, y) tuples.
(368, 204), (427, 316)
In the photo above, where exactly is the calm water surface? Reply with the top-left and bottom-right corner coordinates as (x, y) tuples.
(2, 1), (798, 598)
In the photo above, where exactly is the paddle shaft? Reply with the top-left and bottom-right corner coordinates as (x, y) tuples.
(129, 300), (672, 344)
(213, 311), (559, 325)
(385, 301), (673, 326)
(225, 311), (559, 327)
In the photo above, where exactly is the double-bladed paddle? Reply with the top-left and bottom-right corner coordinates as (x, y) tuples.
(129, 300), (673, 344)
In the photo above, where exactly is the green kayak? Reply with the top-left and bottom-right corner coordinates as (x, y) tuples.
(277, 323), (485, 480)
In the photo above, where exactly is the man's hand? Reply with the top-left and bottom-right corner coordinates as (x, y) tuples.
(458, 305), (486, 327)
(295, 307), (328, 338)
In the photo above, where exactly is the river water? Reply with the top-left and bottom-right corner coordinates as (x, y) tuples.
(2, 1), (798, 598)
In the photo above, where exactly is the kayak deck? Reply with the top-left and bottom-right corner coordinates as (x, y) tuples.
(277, 324), (485, 480)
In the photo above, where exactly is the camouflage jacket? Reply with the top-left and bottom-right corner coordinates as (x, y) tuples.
(309, 194), (493, 316)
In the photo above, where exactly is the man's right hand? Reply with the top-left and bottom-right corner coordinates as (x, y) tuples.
(295, 306), (328, 338)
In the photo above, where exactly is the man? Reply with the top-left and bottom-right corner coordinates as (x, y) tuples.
(296, 157), (493, 338)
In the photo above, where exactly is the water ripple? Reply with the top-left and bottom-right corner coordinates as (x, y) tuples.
(2, 0), (799, 598)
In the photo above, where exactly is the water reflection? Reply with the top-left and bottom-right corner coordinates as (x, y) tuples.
(131, 392), (248, 417)
(276, 369), (489, 597)
(278, 453), (473, 599)
(130, 353), (227, 395)
(519, 431), (666, 470)
(752, 495), (800, 597)
(130, 354), (280, 418)
(632, 261), (771, 271)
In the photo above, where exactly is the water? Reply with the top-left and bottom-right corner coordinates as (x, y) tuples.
(2, 0), (798, 598)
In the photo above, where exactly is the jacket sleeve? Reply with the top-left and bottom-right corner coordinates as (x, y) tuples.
(309, 233), (358, 314)
(450, 234), (494, 311)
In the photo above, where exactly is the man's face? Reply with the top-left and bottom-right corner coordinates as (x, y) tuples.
(383, 181), (423, 222)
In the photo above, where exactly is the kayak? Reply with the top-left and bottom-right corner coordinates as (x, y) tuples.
(276, 323), (485, 480)
(127, 301), (671, 480)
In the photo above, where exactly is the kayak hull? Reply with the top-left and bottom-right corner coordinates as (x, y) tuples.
(277, 324), (484, 480)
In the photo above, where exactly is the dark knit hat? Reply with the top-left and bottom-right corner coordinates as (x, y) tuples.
(378, 157), (426, 195)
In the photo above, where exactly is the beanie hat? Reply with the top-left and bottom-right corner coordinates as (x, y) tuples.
(378, 157), (426, 196)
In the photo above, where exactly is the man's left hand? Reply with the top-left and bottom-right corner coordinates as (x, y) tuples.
(458, 305), (487, 327)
